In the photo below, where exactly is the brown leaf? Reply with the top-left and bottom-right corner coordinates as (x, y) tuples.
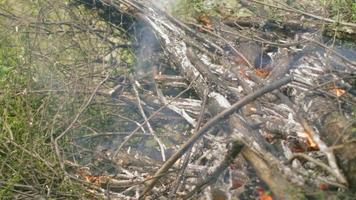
(255, 69), (270, 78)
(257, 187), (273, 200)
(198, 14), (213, 30)
(330, 87), (346, 97)
(231, 178), (245, 189)
(85, 175), (109, 185)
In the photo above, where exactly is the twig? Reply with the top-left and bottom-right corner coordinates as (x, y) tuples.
(74, 132), (152, 140)
(251, 0), (356, 28)
(140, 76), (293, 198)
(220, 27), (310, 47)
(186, 48), (240, 100)
(54, 74), (110, 169)
(289, 153), (347, 188)
(131, 77), (166, 161)
(277, 92), (348, 185)
(111, 76), (199, 159)
(153, 65), (197, 126)
(170, 88), (209, 196)
(183, 141), (244, 199)
(161, 9), (224, 53)
(188, 23), (255, 69)
(305, 37), (356, 68)
(6, 138), (56, 173)
(0, 180), (37, 192)
(109, 113), (147, 134)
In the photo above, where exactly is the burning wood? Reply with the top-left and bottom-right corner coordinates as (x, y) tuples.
(70, 0), (356, 199)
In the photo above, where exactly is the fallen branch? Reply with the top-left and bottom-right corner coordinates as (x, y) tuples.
(141, 75), (293, 197)
(111, 76), (199, 159)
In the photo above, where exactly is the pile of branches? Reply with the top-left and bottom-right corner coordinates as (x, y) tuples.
(65, 0), (356, 199)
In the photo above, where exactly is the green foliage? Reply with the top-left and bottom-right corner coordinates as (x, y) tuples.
(172, 0), (205, 19)
(172, 0), (251, 22)
(0, 0), (134, 198)
(0, 30), (84, 199)
(352, 3), (356, 22)
(191, 0), (206, 13)
(0, 37), (20, 86)
(323, 0), (356, 23)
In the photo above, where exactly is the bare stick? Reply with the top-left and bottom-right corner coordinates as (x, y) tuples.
(251, 0), (356, 28)
(131, 78), (166, 161)
(183, 141), (244, 199)
(170, 88), (209, 196)
(153, 65), (197, 126)
(305, 37), (356, 67)
(289, 153), (347, 188)
(140, 76), (293, 198)
(6, 138), (56, 173)
(111, 76), (199, 159)
(188, 23), (255, 69)
(54, 74), (110, 169)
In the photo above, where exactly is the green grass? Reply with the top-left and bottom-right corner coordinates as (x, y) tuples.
(0, 0), (134, 198)
(0, 23), (86, 199)
(323, 0), (356, 23)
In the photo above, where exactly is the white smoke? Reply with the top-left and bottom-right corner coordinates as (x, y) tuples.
(152, 0), (177, 11)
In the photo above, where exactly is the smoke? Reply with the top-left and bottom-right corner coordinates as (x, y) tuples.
(152, 0), (177, 11)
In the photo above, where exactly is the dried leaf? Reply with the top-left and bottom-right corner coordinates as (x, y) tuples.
(85, 175), (109, 185)
(257, 187), (273, 200)
(255, 69), (269, 78)
(330, 87), (346, 97)
(231, 177), (245, 189)
(319, 183), (329, 190)
(85, 175), (101, 185)
(198, 14), (213, 30)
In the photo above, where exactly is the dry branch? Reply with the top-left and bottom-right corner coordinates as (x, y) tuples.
(70, 0), (356, 199)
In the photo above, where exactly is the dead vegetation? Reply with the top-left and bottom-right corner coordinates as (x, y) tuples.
(0, 0), (355, 199)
